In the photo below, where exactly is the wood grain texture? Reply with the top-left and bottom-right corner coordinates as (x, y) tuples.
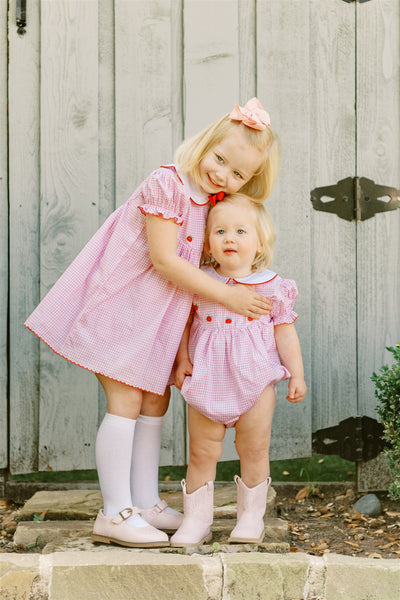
(309, 0), (358, 432)
(0, 0), (8, 468)
(257, 0), (312, 458)
(37, 0), (100, 471)
(115, 0), (177, 205)
(356, 0), (400, 416)
(183, 0), (240, 137)
(8, 0), (41, 473)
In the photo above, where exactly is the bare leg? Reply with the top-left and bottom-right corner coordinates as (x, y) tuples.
(186, 405), (226, 493)
(235, 385), (276, 487)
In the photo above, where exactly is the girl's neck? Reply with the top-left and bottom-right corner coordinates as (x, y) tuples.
(215, 265), (254, 279)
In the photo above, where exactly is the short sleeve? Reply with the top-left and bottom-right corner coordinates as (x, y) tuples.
(269, 278), (298, 326)
(138, 167), (187, 226)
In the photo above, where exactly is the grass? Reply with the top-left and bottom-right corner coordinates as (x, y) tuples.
(10, 455), (355, 483)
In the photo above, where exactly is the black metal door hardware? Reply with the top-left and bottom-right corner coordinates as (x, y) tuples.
(16, 0), (27, 35)
(312, 416), (384, 462)
(311, 177), (400, 222)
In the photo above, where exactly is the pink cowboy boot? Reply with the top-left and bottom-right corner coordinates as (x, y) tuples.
(170, 479), (213, 547)
(228, 475), (271, 543)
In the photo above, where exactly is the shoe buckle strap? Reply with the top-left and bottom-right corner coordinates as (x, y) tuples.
(153, 500), (168, 514)
(112, 507), (138, 524)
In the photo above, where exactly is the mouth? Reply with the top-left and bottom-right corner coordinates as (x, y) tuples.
(224, 249), (237, 254)
(208, 174), (223, 189)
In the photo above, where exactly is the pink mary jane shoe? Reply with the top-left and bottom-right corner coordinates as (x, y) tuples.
(91, 507), (169, 548)
(139, 500), (183, 533)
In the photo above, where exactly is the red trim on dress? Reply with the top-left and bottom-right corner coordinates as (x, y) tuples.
(23, 323), (165, 396)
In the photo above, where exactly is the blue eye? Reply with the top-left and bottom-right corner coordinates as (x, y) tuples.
(237, 229), (245, 234)
(234, 171), (243, 179)
(216, 155), (223, 162)
(217, 229), (224, 235)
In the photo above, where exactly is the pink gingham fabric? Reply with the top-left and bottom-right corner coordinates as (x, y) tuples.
(181, 266), (298, 426)
(24, 166), (209, 395)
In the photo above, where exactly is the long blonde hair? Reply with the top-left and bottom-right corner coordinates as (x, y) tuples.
(202, 193), (275, 271)
(174, 115), (280, 203)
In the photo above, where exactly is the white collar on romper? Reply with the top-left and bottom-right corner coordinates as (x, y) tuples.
(203, 265), (278, 285)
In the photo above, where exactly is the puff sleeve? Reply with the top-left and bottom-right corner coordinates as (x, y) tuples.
(137, 167), (187, 226)
(270, 278), (298, 326)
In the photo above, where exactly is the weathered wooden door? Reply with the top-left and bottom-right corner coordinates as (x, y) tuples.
(3, 0), (399, 475)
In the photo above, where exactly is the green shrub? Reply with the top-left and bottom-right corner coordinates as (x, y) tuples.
(372, 344), (400, 500)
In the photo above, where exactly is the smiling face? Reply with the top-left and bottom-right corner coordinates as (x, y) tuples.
(197, 126), (263, 196)
(206, 197), (263, 278)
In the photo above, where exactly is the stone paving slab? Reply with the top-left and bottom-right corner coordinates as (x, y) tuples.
(17, 484), (277, 521)
(14, 517), (289, 553)
(1, 551), (399, 599)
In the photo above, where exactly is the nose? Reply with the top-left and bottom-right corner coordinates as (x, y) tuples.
(214, 167), (226, 185)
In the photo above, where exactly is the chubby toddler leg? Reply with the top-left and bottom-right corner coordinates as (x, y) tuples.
(235, 385), (276, 487)
(186, 405), (226, 493)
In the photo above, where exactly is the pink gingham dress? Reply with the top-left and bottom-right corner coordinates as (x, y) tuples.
(24, 165), (209, 395)
(181, 266), (298, 426)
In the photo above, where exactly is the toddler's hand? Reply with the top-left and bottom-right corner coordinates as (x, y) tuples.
(225, 284), (272, 319)
(175, 358), (193, 390)
(286, 377), (307, 403)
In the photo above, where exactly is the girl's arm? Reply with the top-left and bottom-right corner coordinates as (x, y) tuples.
(174, 315), (193, 390)
(146, 214), (271, 319)
(274, 323), (307, 403)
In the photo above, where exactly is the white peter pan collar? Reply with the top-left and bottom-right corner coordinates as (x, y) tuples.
(203, 265), (277, 285)
(174, 165), (210, 206)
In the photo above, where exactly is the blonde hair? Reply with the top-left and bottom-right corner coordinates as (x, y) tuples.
(174, 114), (280, 203)
(202, 193), (275, 271)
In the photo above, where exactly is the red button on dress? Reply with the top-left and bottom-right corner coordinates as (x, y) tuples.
(225, 318), (232, 324)
(187, 236), (193, 242)
(206, 316), (212, 322)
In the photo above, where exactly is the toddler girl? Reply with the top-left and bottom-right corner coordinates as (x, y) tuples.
(24, 99), (279, 548)
(171, 193), (307, 546)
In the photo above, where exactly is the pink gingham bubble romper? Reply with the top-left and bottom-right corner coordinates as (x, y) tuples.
(181, 266), (298, 426)
(24, 165), (209, 395)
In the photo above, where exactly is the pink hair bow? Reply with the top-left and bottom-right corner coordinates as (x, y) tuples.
(229, 98), (270, 131)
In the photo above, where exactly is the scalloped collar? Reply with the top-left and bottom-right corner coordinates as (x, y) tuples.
(160, 164), (209, 206)
(202, 265), (278, 285)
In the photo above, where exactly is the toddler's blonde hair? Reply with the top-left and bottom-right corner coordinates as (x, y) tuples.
(202, 193), (275, 272)
(174, 114), (280, 203)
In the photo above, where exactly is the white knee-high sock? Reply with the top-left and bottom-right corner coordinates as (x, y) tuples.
(130, 414), (181, 515)
(96, 413), (147, 527)
(130, 415), (163, 508)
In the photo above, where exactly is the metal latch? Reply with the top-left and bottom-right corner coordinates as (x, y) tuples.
(312, 416), (384, 462)
(311, 177), (400, 222)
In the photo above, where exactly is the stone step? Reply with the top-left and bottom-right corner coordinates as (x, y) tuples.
(16, 484), (277, 521)
(14, 517), (289, 554)
(1, 550), (400, 600)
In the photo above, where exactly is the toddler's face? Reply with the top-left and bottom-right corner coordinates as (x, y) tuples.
(198, 127), (262, 196)
(207, 200), (262, 278)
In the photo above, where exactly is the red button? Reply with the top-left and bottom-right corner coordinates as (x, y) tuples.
(187, 236), (193, 242)
(206, 316), (212, 322)
(247, 317), (253, 321)
(225, 318), (232, 324)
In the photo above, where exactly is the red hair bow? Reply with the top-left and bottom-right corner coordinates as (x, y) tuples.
(208, 191), (226, 206)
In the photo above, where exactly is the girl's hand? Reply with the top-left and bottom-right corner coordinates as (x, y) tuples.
(224, 284), (272, 319)
(175, 358), (193, 390)
(286, 377), (307, 403)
